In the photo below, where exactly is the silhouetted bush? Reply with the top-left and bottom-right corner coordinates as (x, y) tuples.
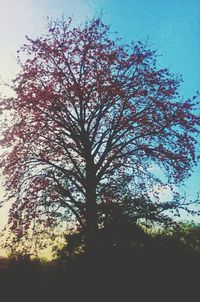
(0, 222), (200, 301)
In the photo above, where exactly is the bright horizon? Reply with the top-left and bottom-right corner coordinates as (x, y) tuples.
(0, 0), (199, 258)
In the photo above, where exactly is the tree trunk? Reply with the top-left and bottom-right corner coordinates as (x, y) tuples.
(85, 160), (98, 254)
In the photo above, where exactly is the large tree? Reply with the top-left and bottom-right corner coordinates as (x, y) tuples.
(0, 18), (199, 253)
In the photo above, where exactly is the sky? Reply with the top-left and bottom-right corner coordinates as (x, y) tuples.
(0, 0), (199, 257)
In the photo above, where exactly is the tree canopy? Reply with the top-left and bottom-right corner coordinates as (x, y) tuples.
(0, 18), (199, 254)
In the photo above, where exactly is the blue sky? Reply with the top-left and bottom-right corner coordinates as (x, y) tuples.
(1, 0), (199, 97)
(0, 0), (199, 249)
(96, 0), (200, 209)
(98, 0), (200, 98)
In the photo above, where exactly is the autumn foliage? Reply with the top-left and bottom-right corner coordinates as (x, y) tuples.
(0, 18), (199, 253)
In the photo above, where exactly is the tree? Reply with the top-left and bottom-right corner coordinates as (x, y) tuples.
(0, 18), (199, 253)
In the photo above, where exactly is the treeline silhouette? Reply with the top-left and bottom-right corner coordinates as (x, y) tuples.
(0, 220), (200, 301)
